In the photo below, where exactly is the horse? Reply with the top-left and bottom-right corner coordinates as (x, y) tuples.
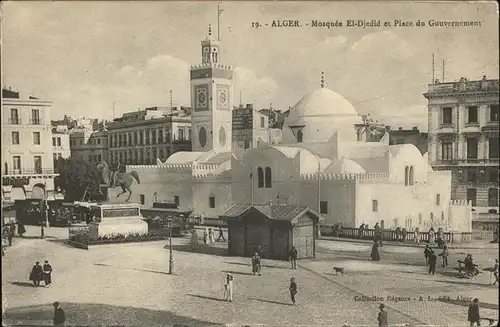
(96, 161), (140, 202)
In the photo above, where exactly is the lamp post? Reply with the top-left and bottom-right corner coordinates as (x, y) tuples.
(167, 216), (173, 274)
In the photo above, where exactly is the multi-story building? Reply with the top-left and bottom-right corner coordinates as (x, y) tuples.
(1, 88), (58, 201)
(232, 104), (283, 157)
(388, 126), (428, 155)
(69, 128), (109, 165)
(425, 76), (499, 230)
(106, 106), (192, 165)
(354, 114), (387, 143)
(51, 130), (71, 162)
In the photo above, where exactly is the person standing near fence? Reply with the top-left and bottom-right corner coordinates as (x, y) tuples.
(424, 245), (433, 266)
(216, 226), (225, 242)
(414, 227), (420, 245)
(208, 227), (215, 244)
(438, 245), (449, 268)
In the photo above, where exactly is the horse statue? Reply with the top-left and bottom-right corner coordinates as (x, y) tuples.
(96, 161), (140, 202)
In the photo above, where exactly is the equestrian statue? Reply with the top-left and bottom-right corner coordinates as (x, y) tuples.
(96, 160), (140, 202)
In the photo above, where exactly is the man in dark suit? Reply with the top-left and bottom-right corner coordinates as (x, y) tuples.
(468, 298), (481, 326)
(53, 302), (66, 326)
(378, 303), (388, 327)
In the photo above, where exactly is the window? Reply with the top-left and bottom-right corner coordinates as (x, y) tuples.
(442, 107), (452, 124)
(178, 128), (184, 140)
(490, 104), (499, 122)
(489, 137), (499, 159)
(260, 117), (265, 128)
(33, 132), (41, 145)
(57, 137), (61, 146)
(152, 130), (157, 144)
(10, 108), (19, 124)
(31, 109), (41, 124)
(244, 139), (250, 149)
(297, 130), (303, 143)
(98, 154), (102, 161)
(441, 141), (453, 160)
(53, 153), (57, 161)
(467, 106), (478, 124)
(467, 168), (477, 182)
(404, 166), (409, 186)
(88, 155), (93, 162)
(372, 200), (378, 212)
(320, 201), (328, 214)
(159, 148), (164, 160)
(489, 169), (498, 182)
(13, 156), (21, 171)
(466, 138), (478, 159)
(165, 130), (170, 143)
(265, 167), (272, 188)
(97, 138), (101, 145)
(409, 166), (414, 185)
(174, 196), (179, 206)
(488, 188), (498, 207)
(257, 167), (264, 188)
(11, 132), (20, 145)
(436, 194), (441, 206)
(134, 132), (138, 145)
(242, 116), (250, 129)
(466, 188), (477, 207)
(34, 156), (42, 173)
(188, 129), (192, 140)
(209, 196), (216, 208)
(52, 137), (56, 146)
(140, 194), (145, 205)
(139, 131), (144, 145)
(158, 129), (163, 143)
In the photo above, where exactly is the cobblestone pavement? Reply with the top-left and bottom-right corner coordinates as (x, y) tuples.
(2, 229), (498, 326)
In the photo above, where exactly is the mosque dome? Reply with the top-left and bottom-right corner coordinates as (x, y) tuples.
(283, 87), (362, 144)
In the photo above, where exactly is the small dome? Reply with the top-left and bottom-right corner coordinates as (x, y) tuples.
(287, 88), (358, 124)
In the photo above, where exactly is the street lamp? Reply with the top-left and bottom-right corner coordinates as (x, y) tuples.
(167, 216), (173, 274)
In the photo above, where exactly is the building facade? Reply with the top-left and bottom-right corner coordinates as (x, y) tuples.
(1, 88), (58, 200)
(106, 107), (192, 165)
(51, 131), (71, 161)
(425, 76), (499, 230)
(388, 127), (428, 155)
(70, 129), (109, 165)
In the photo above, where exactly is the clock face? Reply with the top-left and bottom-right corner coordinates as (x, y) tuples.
(199, 127), (207, 148)
(219, 127), (226, 146)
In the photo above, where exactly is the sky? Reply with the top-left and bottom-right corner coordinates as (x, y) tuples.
(2, 1), (499, 131)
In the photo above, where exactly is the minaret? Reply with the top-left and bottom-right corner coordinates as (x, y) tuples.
(189, 25), (234, 153)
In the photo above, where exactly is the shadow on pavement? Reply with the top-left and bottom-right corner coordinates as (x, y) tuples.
(93, 263), (170, 275)
(9, 281), (35, 288)
(247, 297), (293, 306)
(170, 244), (228, 257)
(187, 294), (227, 302)
(2, 302), (223, 326)
(224, 261), (290, 270)
(221, 270), (254, 276)
(46, 239), (84, 250)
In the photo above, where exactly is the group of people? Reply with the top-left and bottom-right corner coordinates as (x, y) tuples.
(29, 260), (53, 287)
(187, 226), (226, 250)
(2, 222), (26, 256)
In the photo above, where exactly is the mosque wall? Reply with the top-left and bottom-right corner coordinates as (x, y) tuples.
(388, 145), (429, 184)
(192, 178), (232, 218)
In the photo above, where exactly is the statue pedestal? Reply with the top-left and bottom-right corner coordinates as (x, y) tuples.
(87, 203), (148, 240)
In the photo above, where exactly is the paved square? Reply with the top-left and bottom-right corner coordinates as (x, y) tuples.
(2, 227), (498, 326)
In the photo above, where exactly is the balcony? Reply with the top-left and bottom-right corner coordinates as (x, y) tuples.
(3, 168), (56, 176)
(6, 118), (21, 125)
(456, 158), (499, 165)
(29, 118), (43, 125)
(482, 121), (499, 133)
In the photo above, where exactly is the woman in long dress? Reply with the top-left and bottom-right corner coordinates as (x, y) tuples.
(428, 227), (435, 244)
(189, 229), (199, 249)
(371, 240), (380, 261)
(208, 228), (215, 244)
(414, 227), (420, 245)
(203, 228), (208, 244)
(223, 273), (234, 302)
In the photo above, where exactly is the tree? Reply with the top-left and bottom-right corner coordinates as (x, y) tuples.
(55, 157), (99, 201)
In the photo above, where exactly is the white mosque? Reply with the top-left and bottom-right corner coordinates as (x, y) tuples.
(117, 29), (472, 232)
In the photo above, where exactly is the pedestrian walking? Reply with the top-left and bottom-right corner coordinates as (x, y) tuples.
(492, 259), (499, 286)
(468, 298), (481, 326)
(216, 226), (226, 242)
(252, 252), (262, 276)
(208, 227), (215, 244)
(17, 221), (26, 237)
(289, 246), (298, 269)
(53, 302), (66, 326)
(289, 277), (297, 304)
(203, 228), (208, 244)
(189, 229), (199, 250)
(438, 245), (449, 267)
(428, 250), (437, 275)
(378, 303), (388, 327)
(424, 244), (433, 266)
(43, 260), (53, 287)
(223, 273), (234, 302)
(371, 240), (380, 261)
(7, 224), (14, 246)
(414, 227), (420, 245)
(29, 262), (44, 287)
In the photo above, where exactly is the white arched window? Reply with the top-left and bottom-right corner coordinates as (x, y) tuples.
(404, 166), (409, 186)
(297, 130), (303, 143)
(409, 166), (414, 185)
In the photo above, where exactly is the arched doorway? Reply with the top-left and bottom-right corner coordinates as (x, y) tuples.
(31, 184), (46, 200)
